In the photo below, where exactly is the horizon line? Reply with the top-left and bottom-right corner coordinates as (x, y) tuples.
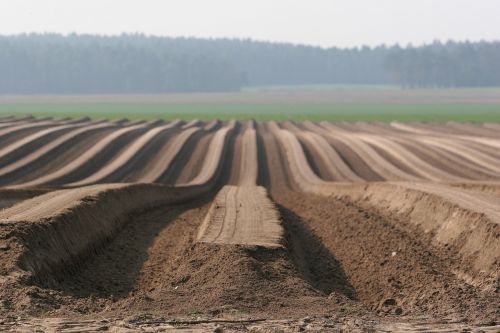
(1, 32), (499, 50)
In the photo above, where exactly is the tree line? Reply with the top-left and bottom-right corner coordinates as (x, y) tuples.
(0, 34), (499, 93)
(384, 41), (500, 88)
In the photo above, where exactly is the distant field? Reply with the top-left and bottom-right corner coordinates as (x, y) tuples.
(1, 87), (500, 122)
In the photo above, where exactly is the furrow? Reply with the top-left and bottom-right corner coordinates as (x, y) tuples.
(256, 121), (296, 193)
(0, 124), (114, 183)
(446, 121), (500, 138)
(419, 137), (500, 175)
(236, 123), (259, 186)
(0, 123), (85, 168)
(389, 121), (435, 135)
(390, 137), (498, 180)
(266, 121), (330, 193)
(357, 134), (466, 182)
(303, 122), (383, 181)
(0, 123), (117, 186)
(68, 121), (181, 186)
(0, 184), (214, 283)
(287, 124), (363, 182)
(320, 123), (421, 181)
(13, 123), (151, 187)
(325, 182), (500, 287)
(133, 125), (204, 183)
(180, 121), (237, 187)
(0, 120), (61, 141)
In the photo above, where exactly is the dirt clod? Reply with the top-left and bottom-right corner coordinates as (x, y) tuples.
(383, 299), (397, 306)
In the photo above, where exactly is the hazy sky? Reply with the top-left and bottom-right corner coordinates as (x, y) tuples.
(1, 0), (499, 47)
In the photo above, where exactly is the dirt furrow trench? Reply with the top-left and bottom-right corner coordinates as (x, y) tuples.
(12, 123), (152, 187)
(273, 191), (499, 323)
(0, 122), (118, 185)
(68, 121), (181, 186)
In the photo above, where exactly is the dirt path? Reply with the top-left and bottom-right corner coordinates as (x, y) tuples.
(197, 186), (283, 247)
(0, 184), (229, 292)
(389, 122), (437, 135)
(0, 184), (124, 223)
(271, 122), (325, 187)
(305, 122), (385, 180)
(403, 182), (500, 221)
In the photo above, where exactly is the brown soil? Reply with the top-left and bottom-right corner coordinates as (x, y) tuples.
(0, 118), (499, 332)
(155, 128), (209, 184)
(324, 135), (384, 181)
(0, 126), (77, 169)
(0, 195), (367, 321)
(396, 139), (489, 179)
(4, 127), (117, 185)
(174, 132), (216, 184)
(70, 122), (181, 185)
(197, 186), (283, 247)
(0, 188), (49, 209)
(273, 191), (499, 324)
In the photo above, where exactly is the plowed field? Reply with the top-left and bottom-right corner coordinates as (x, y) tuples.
(0, 117), (498, 332)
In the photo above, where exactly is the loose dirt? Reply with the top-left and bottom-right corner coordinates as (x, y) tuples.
(273, 191), (499, 324)
(0, 118), (499, 332)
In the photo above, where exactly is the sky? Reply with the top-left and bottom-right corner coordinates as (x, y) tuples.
(0, 0), (499, 48)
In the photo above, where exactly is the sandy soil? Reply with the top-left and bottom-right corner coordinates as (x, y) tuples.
(0, 118), (499, 332)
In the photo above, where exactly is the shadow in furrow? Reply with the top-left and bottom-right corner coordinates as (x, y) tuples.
(157, 129), (207, 184)
(298, 140), (330, 181)
(0, 127), (112, 186)
(256, 127), (270, 188)
(277, 203), (358, 299)
(36, 199), (206, 299)
(0, 129), (74, 169)
(45, 128), (149, 186)
(326, 136), (383, 181)
(256, 122), (296, 194)
(102, 129), (178, 183)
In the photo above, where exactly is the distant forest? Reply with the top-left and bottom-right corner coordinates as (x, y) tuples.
(0, 34), (499, 93)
